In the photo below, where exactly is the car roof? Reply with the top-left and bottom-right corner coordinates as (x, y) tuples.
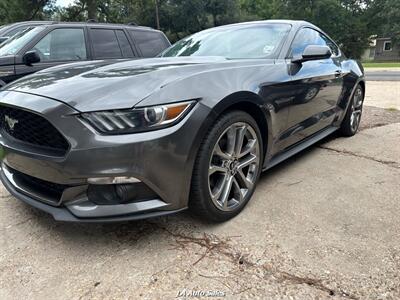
(205, 19), (318, 32)
(42, 22), (160, 32)
(0, 21), (53, 34)
(1, 21), (55, 27)
(1, 21), (161, 33)
(253, 19), (319, 30)
(196, 19), (325, 41)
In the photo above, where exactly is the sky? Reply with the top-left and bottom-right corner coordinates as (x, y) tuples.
(55, 0), (76, 7)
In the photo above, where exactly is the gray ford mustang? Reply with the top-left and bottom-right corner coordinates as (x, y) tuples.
(0, 20), (365, 222)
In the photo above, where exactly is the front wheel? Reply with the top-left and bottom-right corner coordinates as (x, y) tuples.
(340, 84), (364, 136)
(189, 111), (263, 222)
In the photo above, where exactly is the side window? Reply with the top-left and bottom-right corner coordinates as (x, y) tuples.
(90, 29), (123, 59)
(290, 28), (335, 58)
(130, 30), (169, 58)
(320, 34), (339, 56)
(32, 28), (87, 61)
(115, 30), (134, 57)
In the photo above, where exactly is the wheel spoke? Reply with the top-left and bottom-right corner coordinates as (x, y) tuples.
(351, 109), (362, 129)
(226, 126), (237, 156)
(355, 89), (363, 105)
(210, 173), (228, 200)
(209, 164), (227, 175)
(234, 125), (247, 157)
(214, 143), (231, 160)
(231, 177), (243, 204)
(353, 88), (363, 109)
(238, 139), (257, 158)
(237, 154), (257, 169)
(220, 175), (233, 209)
(235, 169), (253, 189)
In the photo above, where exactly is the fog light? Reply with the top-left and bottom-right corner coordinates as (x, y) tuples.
(88, 176), (141, 185)
(87, 182), (159, 205)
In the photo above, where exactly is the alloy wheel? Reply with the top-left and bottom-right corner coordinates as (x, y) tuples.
(350, 87), (363, 132)
(208, 122), (261, 211)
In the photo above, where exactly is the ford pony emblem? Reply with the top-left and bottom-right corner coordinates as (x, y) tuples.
(4, 115), (18, 130)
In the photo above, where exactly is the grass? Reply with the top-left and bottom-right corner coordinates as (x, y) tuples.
(362, 62), (400, 68)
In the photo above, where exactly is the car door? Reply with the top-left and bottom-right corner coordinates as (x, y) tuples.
(88, 28), (135, 60)
(14, 27), (88, 79)
(282, 27), (343, 149)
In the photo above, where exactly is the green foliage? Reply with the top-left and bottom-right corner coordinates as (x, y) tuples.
(0, 0), (55, 23)
(205, 0), (239, 26)
(0, 0), (399, 58)
(238, 0), (280, 20)
(242, 0), (377, 58)
(370, 0), (400, 44)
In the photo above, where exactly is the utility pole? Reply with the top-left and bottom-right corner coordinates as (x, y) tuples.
(155, 0), (160, 30)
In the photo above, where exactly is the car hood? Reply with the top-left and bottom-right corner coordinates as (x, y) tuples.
(3, 56), (269, 112)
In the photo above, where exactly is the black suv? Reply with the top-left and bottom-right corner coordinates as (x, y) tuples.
(0, 22), (170, 86)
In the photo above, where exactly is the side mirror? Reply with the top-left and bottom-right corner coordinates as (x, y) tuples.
(292, 45), (332, 63)
(22, 50), (40, 66)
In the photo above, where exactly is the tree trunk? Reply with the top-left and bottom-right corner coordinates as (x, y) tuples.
(86, 0), (97, 21)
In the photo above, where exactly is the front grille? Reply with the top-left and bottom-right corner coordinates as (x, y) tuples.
(0, 106), (69, 155)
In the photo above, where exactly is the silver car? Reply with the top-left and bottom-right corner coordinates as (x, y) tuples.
(0, 20), (365, 222)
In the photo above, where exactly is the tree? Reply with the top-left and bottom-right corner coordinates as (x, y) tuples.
(369, 0), (400, 43)
(238, 0), (280, 20)
(205, 0), (238, 27)
(239, 0), (378, 58)
(54, 0), (101, 22)
(1, 0), (398, 59)
(0, 0), (55, 24)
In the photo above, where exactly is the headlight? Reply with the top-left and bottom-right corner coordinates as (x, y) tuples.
(80, 100), (196, 134)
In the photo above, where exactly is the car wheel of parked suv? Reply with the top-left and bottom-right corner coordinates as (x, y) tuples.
(190, 110), (262, 222)
(340, 84), (364, 136)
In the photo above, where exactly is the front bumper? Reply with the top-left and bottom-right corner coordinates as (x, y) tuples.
(0, 91), (211, 222)
(0, 166), (186, 222)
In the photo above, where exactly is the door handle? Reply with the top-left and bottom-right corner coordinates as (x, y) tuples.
(334, 70), (342, 78)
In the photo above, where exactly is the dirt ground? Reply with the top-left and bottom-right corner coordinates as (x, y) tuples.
(0, 81), (399, 300)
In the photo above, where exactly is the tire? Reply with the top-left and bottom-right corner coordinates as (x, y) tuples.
(339, 84), (364, 136)
(189, 110), (263, 222)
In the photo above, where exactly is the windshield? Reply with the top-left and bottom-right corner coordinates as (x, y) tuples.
(0, 26), (45, 56)
(161, 24), (291, 59)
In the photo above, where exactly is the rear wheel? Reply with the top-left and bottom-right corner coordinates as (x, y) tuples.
(340, 84), (364, 136)
(189, 111), (262, 222)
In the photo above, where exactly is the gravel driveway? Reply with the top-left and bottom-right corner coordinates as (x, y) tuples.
(0, 81), (399, 300)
